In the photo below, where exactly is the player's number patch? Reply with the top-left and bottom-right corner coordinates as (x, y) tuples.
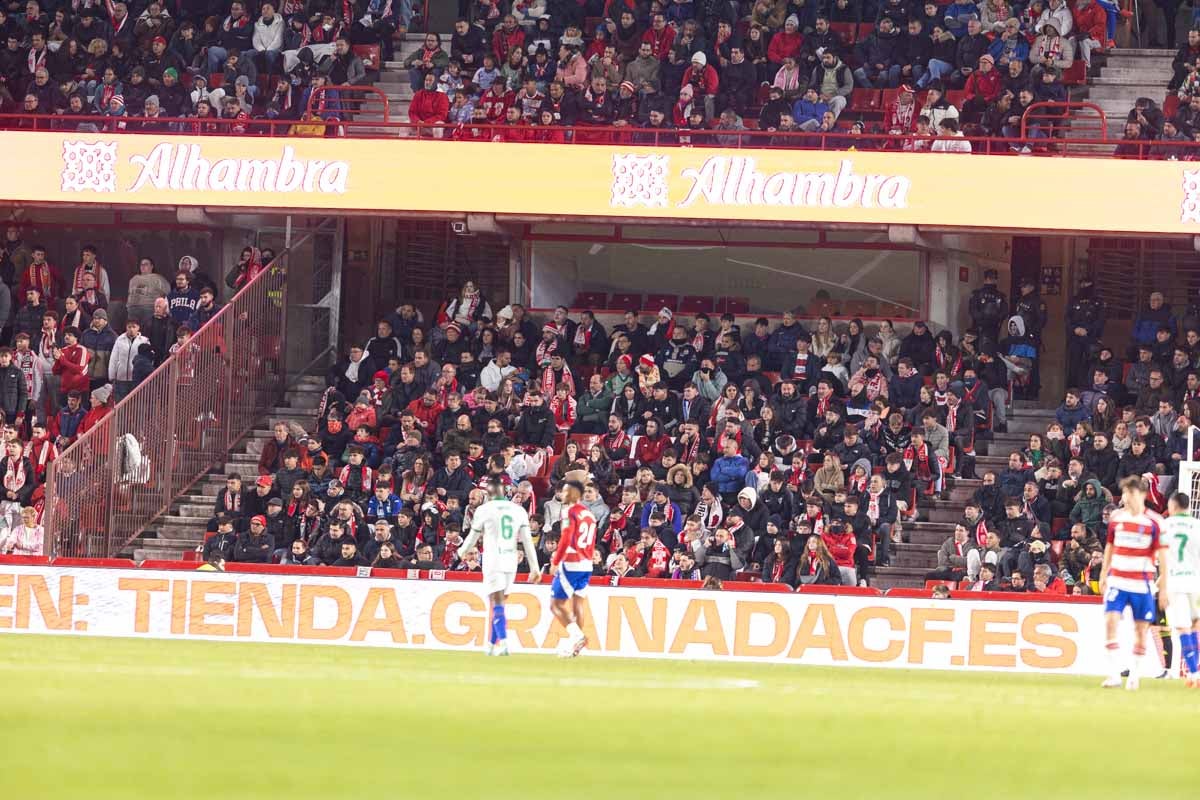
(1177, 533), (1189, 563)
(576, 520), (596, 550)
(1106, 588), (1119, 603)
(501, 515), (514, 540)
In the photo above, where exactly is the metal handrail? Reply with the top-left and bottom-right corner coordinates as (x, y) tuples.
(43, 223), (330, 558)
(1, 111), (1192, 159)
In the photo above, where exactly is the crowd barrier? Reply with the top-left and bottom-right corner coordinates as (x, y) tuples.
(0, 559), (1127, 676)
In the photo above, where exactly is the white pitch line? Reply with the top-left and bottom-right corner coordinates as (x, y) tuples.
(0, 661), (760, 691)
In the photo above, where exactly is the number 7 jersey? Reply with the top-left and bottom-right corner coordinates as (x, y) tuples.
(554, 502), (597, 572)
(1163, 513), (1200, 593)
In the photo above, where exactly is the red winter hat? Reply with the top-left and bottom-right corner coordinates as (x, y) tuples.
(373, 370), (389, 382)
(639, 354), (655, 369)
(618, 354), (633, 370)
(256, 475), (273, 488)
(251, 515), (267, 527)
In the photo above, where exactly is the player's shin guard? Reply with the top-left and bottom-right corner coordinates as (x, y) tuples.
(492, 604), (507, 646)
(1182, 631), (1200, 675)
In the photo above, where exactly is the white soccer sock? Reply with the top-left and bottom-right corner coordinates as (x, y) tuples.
(567, 622), (583, 640)
(1105, 641), (1122, 676)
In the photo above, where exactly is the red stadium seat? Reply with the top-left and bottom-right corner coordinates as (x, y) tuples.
(608, 292), (642, 311)
(840, 300), (878, 317)
(679, 295), (715, 314)
(208, 73), (224, 88)
(855, 23), (875, 43)
(876, 301), (915, 318)
(352, 44), (381, 72)
(1164, 93), (1180, 120)
(849, 89), (882, 112)
(569, 433), (601, 453)
(924, 579), (951, 590)
(879, 88), (900, 110)
(944, 90), (967, 108)
(573, 291), (608, 309)
(1061, 60), (1086, 86)
(721, 297), (750, 314)
(829, 22), (857, 47)
(644, 293), (678, 311)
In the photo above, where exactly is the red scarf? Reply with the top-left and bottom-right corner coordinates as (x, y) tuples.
(946, 403), (958, 433)
(867, 490), (881, 522)
(677, 434), (701, 464)
(3, 457), (27, 493)
(968, 517), (988, 549)
(338, 464), (373, 492)
(223, 489), (241, 513)
(603, 429), (630, 458)
(793, 352), (811, 380)
(905, 444), (931, 478)
(935, 345), (961, 376)
(573, 324), (592, 350)
(27, 46), (46, 75)
(816, 395), (830, 418)
(787, 465), (807, 489)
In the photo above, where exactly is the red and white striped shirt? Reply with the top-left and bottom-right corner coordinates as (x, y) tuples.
(1106, 508), (1165, 592)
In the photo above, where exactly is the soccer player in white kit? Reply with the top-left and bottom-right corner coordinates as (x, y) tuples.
(1164, 493), (1200, 686)
(457, 478), (541, 656)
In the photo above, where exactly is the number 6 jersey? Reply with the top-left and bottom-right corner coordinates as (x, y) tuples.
(463, 499), (538, 574)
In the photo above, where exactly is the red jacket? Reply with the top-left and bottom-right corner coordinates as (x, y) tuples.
(635, 433), (669, 466)
(1072, 3), (1106, 41)
(767, 30), (804, 63)
(409, 88), (449, 123)
(642, 26), (676, 59)
(964, 68), (1002, 102)
(680, 64), (719, 96)
(492, 26), (525, 62)
(822, 530), (857, 568)
(406, 398), (444, 432)
(51, 343), (91, 395)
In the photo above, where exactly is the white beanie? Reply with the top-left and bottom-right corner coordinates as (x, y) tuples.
(691, 51), (706, 66)
(786, 14), (800, 27)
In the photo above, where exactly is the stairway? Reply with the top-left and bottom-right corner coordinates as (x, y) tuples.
(128, 375), (325, 561)
(872, 403), (1055, 589)
(370, 32), (451, 135)
(1086, 48), (1175, 138)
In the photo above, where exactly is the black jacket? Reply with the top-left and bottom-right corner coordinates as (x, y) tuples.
(514, 404), (555, 448)
(233, 531), (274, 563)
(0, 363), (28, 420)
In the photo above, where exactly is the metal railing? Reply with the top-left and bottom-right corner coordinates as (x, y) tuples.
(42, 229), (329, 558)
(1, 111), (1194, 160)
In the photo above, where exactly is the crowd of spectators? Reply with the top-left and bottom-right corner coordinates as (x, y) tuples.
(0, 224), (274, 553)
(0, 1), (389, 131)
(201, 273), (1057, 592)
(927, 275), (1200, 595)
(401, 0), (1122, 151)
(1114, 27), (1200, 158)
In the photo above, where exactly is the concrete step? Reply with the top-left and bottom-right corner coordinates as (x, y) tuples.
(160, 514), (210, 526)
(1095, 67), (1174, 81)
(1081, 84), (1146, 102)
(1090, 75), (1172, 86)
(1110, 48), (1178, 58)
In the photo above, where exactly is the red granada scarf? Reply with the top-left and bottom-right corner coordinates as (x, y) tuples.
(905, 444), (931, 478)
(3, 457), (26, 493)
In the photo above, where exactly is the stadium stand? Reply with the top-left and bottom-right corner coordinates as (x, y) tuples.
(0, 2), (1193, 602)
(0, 1), (1193, 156)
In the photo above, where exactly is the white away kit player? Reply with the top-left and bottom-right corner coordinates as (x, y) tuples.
(458, 478), (541, 656)
(1164, 493), (1200, 685)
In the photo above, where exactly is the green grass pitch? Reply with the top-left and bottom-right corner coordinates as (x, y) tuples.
(1, 634), (1196, 799)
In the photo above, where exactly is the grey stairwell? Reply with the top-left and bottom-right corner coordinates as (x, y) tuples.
(129, 375), (324, 561)
(872, 403), (1055, 590)
(367, 32), (450, 135)
(1086, 48), (1176, 138)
